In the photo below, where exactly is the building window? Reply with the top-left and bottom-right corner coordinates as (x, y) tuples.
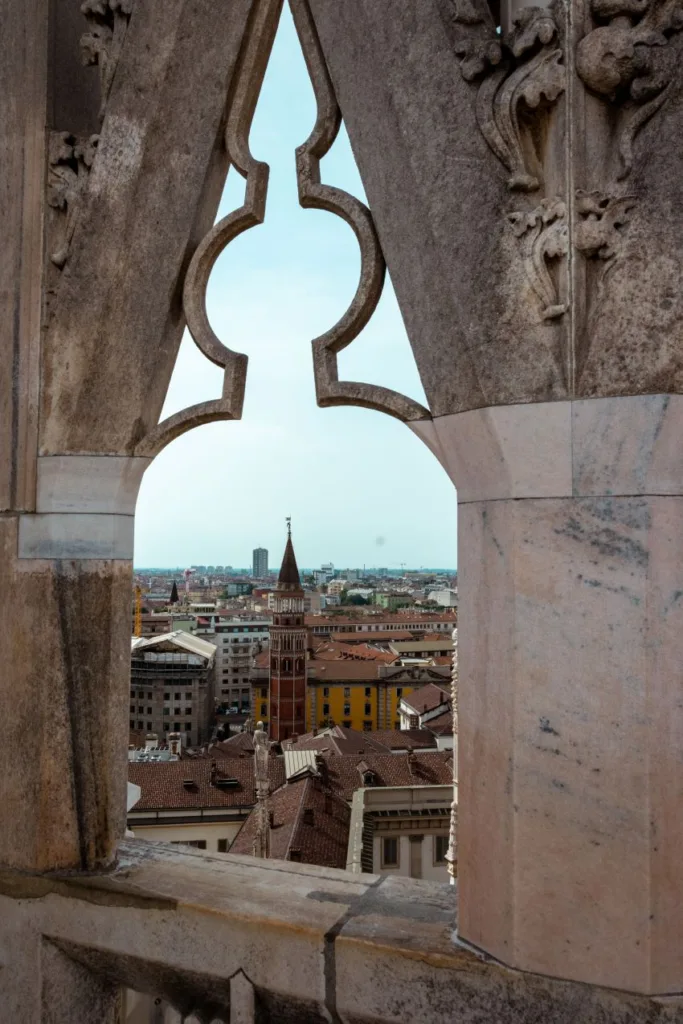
(129, 719), (135, 729)
(343, 687), (350, 698)
(261, 688), (267, 699)
(323, 703), (330, 715)
(146, 707), (152, 715)
(394, 721), (400, 730)
(283, 659), (291, 672)
(185, 692), (192, 700)
(260, 704), (267, 716)
(364, 703), (371, 716)
(147, 692), (152, 699)
(323, 686), (329, 697)
(382, 837), (399, 868)
(185, 707), (192, 715)
(137, 721), (143, 730)
(363, 721), (372, 731)
(174, 692), (181, 700)
(173, 840), (207, 849)
(147, 722), (152, 731)
(185, 723), (192, 731)
(434, 835), (449, 865)
(343, 703), (351, 716)
(396, 688), (402, 698)
(342, 720), (351, 729)
(218, 839), (229, 853)
(129, 704), (135, 713)
(164, 692), (170, 700)
(173, 723), (180, 731)
(365, 687), (371, 697)
(163, 709), (169, 716)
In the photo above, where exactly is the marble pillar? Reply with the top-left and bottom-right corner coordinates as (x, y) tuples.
(414, 396), (683, 993)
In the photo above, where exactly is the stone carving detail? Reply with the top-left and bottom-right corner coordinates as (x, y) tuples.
(47, 132), (99, 268)
(574, 189), (637, 260)
(576, 0), (683, 178)
(252, 722), (271, 859)
(507, 198), (568, 319)
(290, 0), (431, 423)
(80, 0), (134, 121)
(452, 2), (566, 191)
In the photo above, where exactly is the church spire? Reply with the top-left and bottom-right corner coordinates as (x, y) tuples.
(277, 517), (302, 592)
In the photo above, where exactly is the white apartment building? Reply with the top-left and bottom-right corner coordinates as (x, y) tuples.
(213, 616), (271, 710)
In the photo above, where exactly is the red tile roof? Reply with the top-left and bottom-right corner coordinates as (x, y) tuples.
(319, 750), (454, 802)
(128, 756), (285, 810)
(283, 724), (394, 756)
(366, 728), (437, 751)
(230, 775), (350, 868)
(401, 682), (450, 714)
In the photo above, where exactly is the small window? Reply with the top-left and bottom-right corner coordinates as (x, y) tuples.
(343, 687), (350, 698)
(218, 839), (229, 853)
(261, 688), (267, 698)
(173, 723), (180, 731)
(323, 703), (330, 715)
(163, 708), (169, 716)
(260, 704), (267, 716)
(174, 692), (181, 700)
(147, 692), (152, 699)
(323, 686), (329, 697)
(434, 835), (449, 865)
(342, 720), (351, 729)
(363, 721), (372, 731)
(147, 721), (152, 731)
(147, 707), (152, 715)
(343, 703), (351, 716)
(364, 703), (371, 716)
(396, 688), (402, 698)
(382, 837), (399, 868)
(185, 723), (192, 732)
(394, 721), (400, 730)
(365, 687), (371, 698)
(129, 704), (135, 713)
(185, 708), (192, 715)
(164, 692), (170, 700)
(137, 720), (143, 730)
(185, 692), (192, 700)
(129, 719), (135, 729)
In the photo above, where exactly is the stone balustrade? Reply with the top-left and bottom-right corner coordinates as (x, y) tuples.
(2, 839), (683, 1023)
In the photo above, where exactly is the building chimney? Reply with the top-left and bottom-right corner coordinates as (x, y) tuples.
(210, 760), (218, 786)
(168, 732), (182, 757)
(145, 733), (159, 751)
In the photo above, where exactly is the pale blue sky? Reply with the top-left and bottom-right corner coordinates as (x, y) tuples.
(134, 7), (457, 570)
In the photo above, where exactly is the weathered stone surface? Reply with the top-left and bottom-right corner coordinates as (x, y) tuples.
(0, 517), (131, 871)
(40, 0), (258, 456)
(2, 842), (683, 1023)
(450, 396), (683, 993)
(307, 0), (683, 414)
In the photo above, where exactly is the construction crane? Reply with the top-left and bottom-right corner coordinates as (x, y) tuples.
(134, 585), (142, 638)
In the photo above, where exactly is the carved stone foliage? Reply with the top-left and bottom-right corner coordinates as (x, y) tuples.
(47, 132), (99, 269)
(574, 189), (637, 260)
(80, 0), (134, 121)
(452, 1), (566, 191)
(507, 197), (568, 319)
(576, 0), (683, 179)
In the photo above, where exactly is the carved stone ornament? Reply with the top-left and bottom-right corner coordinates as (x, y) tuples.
(507, 197), (568, 318)
(47, 131), (99, 268)
(80, 0), (134, 121)
(452, 1), (566, 191)
(576, 0), (683, 179)
(574, 189), (637, 260)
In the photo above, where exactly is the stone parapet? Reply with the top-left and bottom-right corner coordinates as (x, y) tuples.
(1, 840), (683, 1023)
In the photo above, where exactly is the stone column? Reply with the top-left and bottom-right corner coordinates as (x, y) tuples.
(301, 0), (683, 996)
(1, 0), (280, 873)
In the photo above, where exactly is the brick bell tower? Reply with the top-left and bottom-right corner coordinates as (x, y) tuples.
(269, 518), (307, 742)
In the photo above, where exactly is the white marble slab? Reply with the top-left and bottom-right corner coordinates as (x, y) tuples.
(18, 513), (134, 559)
(36, 455), (151, 515)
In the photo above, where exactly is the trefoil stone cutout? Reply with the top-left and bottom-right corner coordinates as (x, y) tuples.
(47, 132), (99, 269)
(80, 0), (134, 122)
(576, 0), (683, 179)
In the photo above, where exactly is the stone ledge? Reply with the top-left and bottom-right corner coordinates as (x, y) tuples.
(2, 840), (683, 1022)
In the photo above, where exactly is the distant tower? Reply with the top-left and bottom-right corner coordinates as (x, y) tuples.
(252, 547), (268, 578)
(269, 520), (307, 742)
(169, 580), (179, 605)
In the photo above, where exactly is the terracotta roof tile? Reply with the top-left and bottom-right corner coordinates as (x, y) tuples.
(230, 775), (350, 868)
(128, 756), (285, 810)
(401, 682), (451, 714)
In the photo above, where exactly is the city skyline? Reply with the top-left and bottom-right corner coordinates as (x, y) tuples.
(133, 6), (456, 570)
